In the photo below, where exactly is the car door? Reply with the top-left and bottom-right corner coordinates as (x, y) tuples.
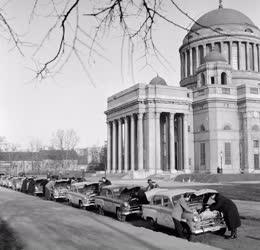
(152, 196), (164, 226)
(161, 196), (174, 229)
(105, 189), (114, 213)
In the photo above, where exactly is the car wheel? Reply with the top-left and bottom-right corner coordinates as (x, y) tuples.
(216, 227), (226, 236)
(147, 218), (157, 231)
(116, 208), (126, 222)
(98, 206), (104, 215)
(181, 222), (193, 241)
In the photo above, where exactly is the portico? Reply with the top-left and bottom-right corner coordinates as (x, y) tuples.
(105, 77), (193, 175)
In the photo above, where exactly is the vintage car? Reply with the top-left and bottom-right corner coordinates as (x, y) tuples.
(51, 179), (70, 200)
(142, 189), (226, 240)
(94, 184), (143, 221)
(15, 177), (25, 191)
(67, 181), (100, 209)
(34, 178), (48, 196)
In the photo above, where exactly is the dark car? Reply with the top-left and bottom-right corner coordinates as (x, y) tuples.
(95, 184), (143, 221)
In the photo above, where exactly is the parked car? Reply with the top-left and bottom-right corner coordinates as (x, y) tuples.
(94, 184), (143, 221)
(15, 177), (25, 191)
(49, 179), (70, 200)
(142, 188), (226, 240)
(67, 181), (100, 209)
(34, 178), (48, 196)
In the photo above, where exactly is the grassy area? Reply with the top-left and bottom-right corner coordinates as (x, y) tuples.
(165, 183), (260, 202)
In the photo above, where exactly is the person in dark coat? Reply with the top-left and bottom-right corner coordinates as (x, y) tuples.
(145, 179), (159, 191)
(27, 178), (36, 195)
(21, 178), (28, 193)
(209, 193), (241, 239)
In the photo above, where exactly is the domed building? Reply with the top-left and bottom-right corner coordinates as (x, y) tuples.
(105, 3), (260, 177)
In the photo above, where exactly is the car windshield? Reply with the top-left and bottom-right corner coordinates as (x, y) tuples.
(55, 182), (69, 188)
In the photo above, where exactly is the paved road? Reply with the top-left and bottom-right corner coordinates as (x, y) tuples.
(0, 188), (218, 250)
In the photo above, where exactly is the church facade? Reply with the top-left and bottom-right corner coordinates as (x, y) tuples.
(105, 4), (260, 176)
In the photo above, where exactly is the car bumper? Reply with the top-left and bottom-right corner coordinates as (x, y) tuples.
(54, 194), (67, 199)
(192, 224), (226, 234)
(122, 209), (142, 216)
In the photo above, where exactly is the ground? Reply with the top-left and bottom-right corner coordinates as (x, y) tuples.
(0, 182), (260, 250)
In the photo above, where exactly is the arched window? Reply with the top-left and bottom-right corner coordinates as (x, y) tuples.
(201, 73), (205, 86)
(221, 72), (227, 85)
(252, 125), (259, 132)
(245, 28), (253, 33)
(200, 124), (206, 132)
(224, 125), (231, 130)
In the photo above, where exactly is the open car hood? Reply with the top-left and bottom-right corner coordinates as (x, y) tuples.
(194, 189), (218, 196)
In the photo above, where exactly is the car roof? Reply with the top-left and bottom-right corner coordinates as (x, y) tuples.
(71, 181), (99, 187)
(102, 184), (141, 190)
(55, 179), (69, 183)
(151, 189), (197, 197)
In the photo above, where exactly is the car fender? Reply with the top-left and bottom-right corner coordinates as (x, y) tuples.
(142, 205), (158, 221)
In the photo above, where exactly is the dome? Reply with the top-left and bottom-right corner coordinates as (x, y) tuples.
(191, 8), (256, 32)
(149, 76), (167, 86)
(203, 50), (226, 63)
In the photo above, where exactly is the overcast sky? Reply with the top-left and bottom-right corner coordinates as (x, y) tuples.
(1, 0), (260, 150)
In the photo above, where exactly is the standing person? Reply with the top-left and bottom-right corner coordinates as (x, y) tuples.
(171, 194), (193, 240)
(209, 193), (241, 239)
(145, 179), (159, 191)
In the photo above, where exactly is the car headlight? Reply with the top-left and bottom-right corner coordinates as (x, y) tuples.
(122, 202), (130, 209)
(193, 215), (200, 222)
(54, 190), (59, 195)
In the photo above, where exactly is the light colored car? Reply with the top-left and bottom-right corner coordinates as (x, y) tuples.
(95, 184), (143, 221)
(67, 181), (100, 209)
(52, 179), (70, 200)
(142, 188), (226, 240)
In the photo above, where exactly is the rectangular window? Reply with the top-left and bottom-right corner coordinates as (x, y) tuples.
(200, 143), (206, 165)
(254, 154), (260, 169)
(253, 140), (259, 148)
(250, 88), (258, 94)
(214, 42), (221, 52)
(211, 76), (215, 84)
(222, 87), (231, 94)
(225, 142), (231, 165)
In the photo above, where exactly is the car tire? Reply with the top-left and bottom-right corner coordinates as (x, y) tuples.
(216, 227), (227, 236)
(98, 206), (104, 216)
(147, 218), (157, 231)
(116, 208), (126, 222)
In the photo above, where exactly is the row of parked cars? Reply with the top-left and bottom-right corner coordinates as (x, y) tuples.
(0, 175), (227, 240)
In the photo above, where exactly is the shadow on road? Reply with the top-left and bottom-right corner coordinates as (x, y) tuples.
(0, 218), (24, 250)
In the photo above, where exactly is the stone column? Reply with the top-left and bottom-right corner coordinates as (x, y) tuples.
(124, 117), (129, 172)
(178, 116), (183, 170)
(155, 112), (161, 173)
(107, 122), (111, 173)
(183, 114), (190, 173)
(169, 113), (176, 173)
(229, 41), (233, 66)
(220, 41), (224, 53)
(195, 46), (199, 69)
(185, 50), (188, 77)
(118, 119), (122, 173)
(203, 45), (206, 58)
(130, 114), (135, 171)
(238, 41), (241, 70)
(137, 113), (144, 171)
(112, 120), (117, 173)
(246, 42), (250, 70)
(189, 49), (192, 75)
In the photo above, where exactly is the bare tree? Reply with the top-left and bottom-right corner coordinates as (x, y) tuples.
(29, 138), (43, 174)
(0, 0), (228, 83)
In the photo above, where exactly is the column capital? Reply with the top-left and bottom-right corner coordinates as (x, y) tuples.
(137, 112), (144, 119)
(155, 111), (160, 119)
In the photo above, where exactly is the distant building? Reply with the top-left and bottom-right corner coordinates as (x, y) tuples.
(0, 150), (78, 175)
(105, 4), (260, 176)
